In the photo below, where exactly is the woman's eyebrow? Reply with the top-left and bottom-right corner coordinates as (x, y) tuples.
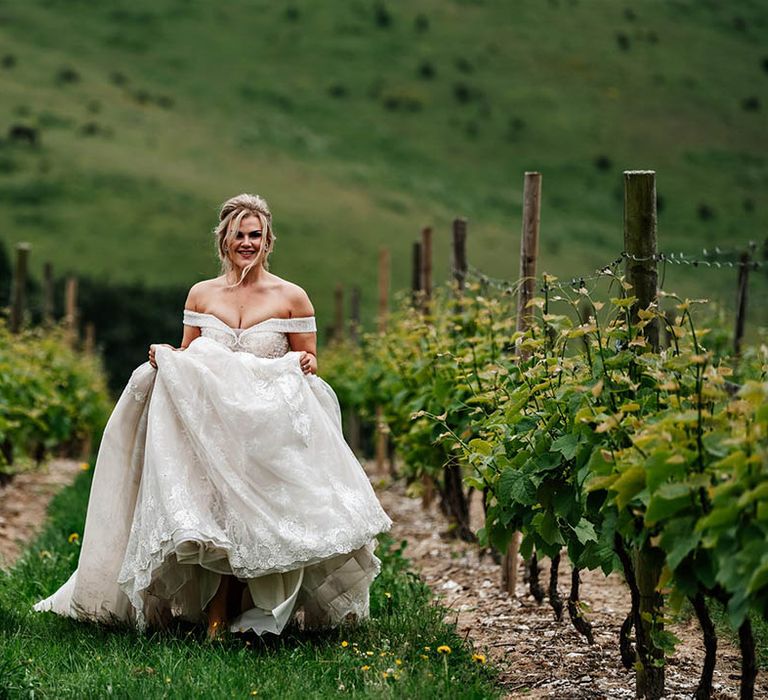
(237, 229), (263, 235)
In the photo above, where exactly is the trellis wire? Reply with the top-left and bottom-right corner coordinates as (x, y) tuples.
(468, 244), (765, 296)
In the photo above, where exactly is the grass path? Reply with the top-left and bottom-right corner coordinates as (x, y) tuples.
(0, 464), (498, 699)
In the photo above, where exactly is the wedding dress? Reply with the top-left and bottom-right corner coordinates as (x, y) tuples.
(33, 311), (392, 635)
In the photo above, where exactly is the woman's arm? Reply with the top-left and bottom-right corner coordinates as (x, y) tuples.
(287, 285), (318, 375)
(180, 283), (203, 349)
(149, 284), (202, 368)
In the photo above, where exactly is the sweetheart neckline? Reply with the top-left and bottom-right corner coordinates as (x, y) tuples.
(185, 310), (315, 333)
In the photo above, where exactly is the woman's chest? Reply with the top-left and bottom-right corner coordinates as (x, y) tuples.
(200, 327), (291, 358)
(204, 291), (291, 329)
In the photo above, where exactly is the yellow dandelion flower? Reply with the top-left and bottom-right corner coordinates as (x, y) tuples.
(383, 591), (392, 599)
(39, 550), (51, 559)
(79, 462), (90, 471)
(250, 691), (258, 696)
(360, 665), (371, 672)
(472, 653), (487, 664)
(423, 646), (431, 651)
(381, 671), (389, 679)
(436, 645), (452, 655)
(420, 654), (429, 660)
(379, 652), (387, 657)
(395, 659), (402, 666)
(164, 677), (171, 684)
(67, 533), (79, 544)
(340, 641), (349, 648)
(365, 650), (374, 657)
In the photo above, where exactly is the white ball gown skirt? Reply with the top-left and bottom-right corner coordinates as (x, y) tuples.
(33, 314), (392, 635)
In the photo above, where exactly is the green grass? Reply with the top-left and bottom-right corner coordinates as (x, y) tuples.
(710, 604), (768, 672)
(0, 467), (498, 699)
(0, 0), (766, 332)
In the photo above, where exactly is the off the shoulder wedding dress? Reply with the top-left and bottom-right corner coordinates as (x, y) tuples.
(33, 311), (392, 635)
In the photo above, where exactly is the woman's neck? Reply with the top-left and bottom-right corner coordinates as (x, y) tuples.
(227, 264), (267, 287)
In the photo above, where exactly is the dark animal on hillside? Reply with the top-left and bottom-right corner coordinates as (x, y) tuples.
(8, 124), (38, 146)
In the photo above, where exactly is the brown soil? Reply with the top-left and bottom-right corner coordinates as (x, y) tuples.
(371, 464), (767, 700)
(0, 459), (83, 570)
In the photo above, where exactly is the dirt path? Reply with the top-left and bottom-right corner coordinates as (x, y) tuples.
(0, 459), (83, 570)
(373, 468), (766, 700)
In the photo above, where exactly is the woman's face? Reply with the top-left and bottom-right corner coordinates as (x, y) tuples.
(229, 214), (265, 269)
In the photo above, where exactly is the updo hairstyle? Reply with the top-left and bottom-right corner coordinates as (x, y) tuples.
(213, 193), (276, 287)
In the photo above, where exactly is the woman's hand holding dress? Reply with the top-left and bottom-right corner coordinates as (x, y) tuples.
(297, 351), (317, 375)
(148, 343), (177, 369)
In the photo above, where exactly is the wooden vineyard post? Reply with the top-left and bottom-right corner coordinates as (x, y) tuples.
(84, 322), (96, 354)
(333, 282), (344, 342)
(10, 242), (30, 333)
(516, 173), (542, 326)
(418, 226), (434, 505)
(43, 261), (54, 325)
(377, 248), (389, 335)
(624, 170), (664, 700)
(64, 276), (79, 345)
(347, 285), (362, 456)
(420, 226), (432, 313)
(375, 248), (390, 475)
(442, 217), (473, 540)
(733, 250), (751, 356)
(411, 241), (422, 307)
(418, 226), (436, 505)
(349, 285), (361, 345)
(80, 318), (94, 459)
(452, 218), (468, 292)
(624, 170), (659, 349)
(502, 171), (541, 597)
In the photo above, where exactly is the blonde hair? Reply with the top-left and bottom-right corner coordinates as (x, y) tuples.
(213, 193), (276, 287)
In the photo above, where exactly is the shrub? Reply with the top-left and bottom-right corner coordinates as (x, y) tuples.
(373, 3), (392, 28)
(741, 96), (761, 112)
(594, 155), (612, 172)
(328, 83), (348, 99)
(616, 32), (630, 51)
(55, 67), (80, 85)
(697, 203), (715, 221)
(417, 60), (435, 80)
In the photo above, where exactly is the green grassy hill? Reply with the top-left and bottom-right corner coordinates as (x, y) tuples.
(0, 0), (766, 332)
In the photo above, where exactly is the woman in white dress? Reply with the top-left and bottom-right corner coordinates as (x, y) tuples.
(33, 193), (392, 640)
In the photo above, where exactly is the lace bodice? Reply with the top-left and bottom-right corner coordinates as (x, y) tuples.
(183, 310), (317, 358)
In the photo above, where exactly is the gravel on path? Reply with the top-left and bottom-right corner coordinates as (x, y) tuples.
(371, 465), (766, 700)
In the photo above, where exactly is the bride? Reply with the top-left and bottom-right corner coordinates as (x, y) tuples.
(33, 193), (392, 639)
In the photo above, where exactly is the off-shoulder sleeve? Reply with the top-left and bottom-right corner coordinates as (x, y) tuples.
(272, 316), (317, 333)
(183, 309), (207, 327)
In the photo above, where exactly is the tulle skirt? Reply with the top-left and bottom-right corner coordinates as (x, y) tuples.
(33, 339), (392, 634)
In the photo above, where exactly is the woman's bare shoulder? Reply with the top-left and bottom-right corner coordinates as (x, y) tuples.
(185, 277), (225, 310)
(269, 274), (315, 317)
